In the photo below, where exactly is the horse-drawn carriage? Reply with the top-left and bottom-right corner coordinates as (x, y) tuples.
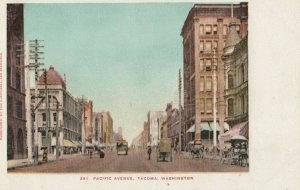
(220, 135), (248, 167)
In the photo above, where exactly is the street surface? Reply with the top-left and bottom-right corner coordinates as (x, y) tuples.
(8, 150), (248, 173)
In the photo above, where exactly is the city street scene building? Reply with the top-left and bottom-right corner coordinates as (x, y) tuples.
(181, 3), (248, 147)
(30, 66), (83, 156)
(7, 2), (248, 173)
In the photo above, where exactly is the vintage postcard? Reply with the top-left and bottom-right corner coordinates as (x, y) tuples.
(0, 0), (299, 190)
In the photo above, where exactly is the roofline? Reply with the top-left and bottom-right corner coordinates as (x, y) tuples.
(180, 2), (248, 37)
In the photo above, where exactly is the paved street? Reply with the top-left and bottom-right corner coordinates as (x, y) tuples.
(8, 150), (248, 173)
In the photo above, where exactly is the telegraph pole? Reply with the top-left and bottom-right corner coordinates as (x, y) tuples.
(43, 68), (51, 154)
(17, 42), (33, 160)
(178, 69), (182, 152)
(29, 39), (44, 163)
(213, 48), (217, 150)
(80, 95), (87, 154)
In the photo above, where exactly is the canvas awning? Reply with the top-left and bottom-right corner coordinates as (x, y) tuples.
(219, 121), (249, 142)
(201, 122), (211, 131)
(85, 141), (93, 147)
(63, 139), (76, 148)
(209, 122), (221, 131)
(186, 124), (195, 133)
(71, 140), (82, 147)
(224, 122), (230, 131)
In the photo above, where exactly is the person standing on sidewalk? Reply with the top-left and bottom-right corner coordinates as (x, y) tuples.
(147, 146), (152, 160)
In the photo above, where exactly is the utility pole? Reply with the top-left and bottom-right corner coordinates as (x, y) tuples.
(213, 48), (217, 150)
(55, 100), (60, 160)
(17, 42), (33, 160)
(29, 39), (44, 163)
(43, 68), (51, 154)
(80, 95), (87, 154)
(178, 69), (182, 152)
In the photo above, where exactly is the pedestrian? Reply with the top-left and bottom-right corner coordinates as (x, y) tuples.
(147, 146), (152, 160)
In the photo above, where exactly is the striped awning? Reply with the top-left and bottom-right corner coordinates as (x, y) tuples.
(209, 122), (221, 131)
(186, 124), (195, 133)
(200, 122), (211, 131)
(63, 139), (76, 148)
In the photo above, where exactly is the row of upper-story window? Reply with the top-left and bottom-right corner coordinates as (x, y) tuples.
(199, 40), (228, 52)
(199, 24), (240, 36)
(200, 98), (219, 114)
(227, 95), (247, 117)
(7, 96), (23, 119)
(200, 76), (218, 92)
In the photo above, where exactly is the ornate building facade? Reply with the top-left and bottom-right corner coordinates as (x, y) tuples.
(32, 66), (82, 155)
(223, 25), (248, 128)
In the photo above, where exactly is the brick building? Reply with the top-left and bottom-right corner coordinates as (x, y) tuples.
(181, 3), (248, 145)
(7, 4), (27, 160)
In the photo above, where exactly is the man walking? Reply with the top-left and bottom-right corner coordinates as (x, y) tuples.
(147, 146), (152, 160)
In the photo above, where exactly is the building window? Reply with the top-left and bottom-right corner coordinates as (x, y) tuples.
(228, 74), (234, 88)
(241, 95), (245, 114)
(200, 59), (204, 72)
(200, 99), (205, 114)
(205, 25), (212, 35)
(200, 25), (204, 35)
(53, 113), (57, 126)
(206, 98), (212, 114)
(16, 72), (21, 91)
(213, 25), (218, 35)
(223, 25), (228, 35)
(205, 41), (212, 52)
(42, 113), (46, 126)
(16, 101), (23, 119)
(206, 59), (212, 71)
(213, 41), (218, 49)
(206, 76), (212, 91)
(200, 76), (204, 92)
(228, 99), (234, 116)
(200, 41), (204, 52)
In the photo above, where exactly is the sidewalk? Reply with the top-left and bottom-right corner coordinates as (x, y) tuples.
(7, 153), (81, 170)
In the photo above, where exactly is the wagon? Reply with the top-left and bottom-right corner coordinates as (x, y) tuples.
(221, 135), (248, 167)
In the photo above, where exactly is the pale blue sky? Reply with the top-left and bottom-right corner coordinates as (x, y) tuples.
(24, 3), (193, 142)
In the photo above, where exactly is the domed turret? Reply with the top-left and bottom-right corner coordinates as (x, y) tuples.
(38, 65), (66, 89)
(223, 22), (241, 55)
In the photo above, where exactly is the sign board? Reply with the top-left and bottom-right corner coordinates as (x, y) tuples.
(160, 138), (171, 153)
(38, 127), (58, 132)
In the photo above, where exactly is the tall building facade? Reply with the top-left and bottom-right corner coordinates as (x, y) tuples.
(84, 101), (93, 144)
(181, 3), (248, 144)
(100, 112), (113, 145)
(32, 66), (82, 155)
(92, 112), (101, 144)
(7, 4), (27, 160)
(147, 111), (165, 147)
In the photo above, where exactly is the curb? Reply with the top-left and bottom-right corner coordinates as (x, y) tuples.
(7, 159), (61, 170)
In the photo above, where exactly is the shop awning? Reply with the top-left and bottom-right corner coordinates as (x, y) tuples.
(224, 122), (230, 131)
(71, 140), (82, 147)
(209, 122), (221, 131)
(219, 121), (249, 142)
(186, 125), (195, 133)
(63, 139), (76, 148)
(86, 141), (93, 147)
(201, 122), (211, 131)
